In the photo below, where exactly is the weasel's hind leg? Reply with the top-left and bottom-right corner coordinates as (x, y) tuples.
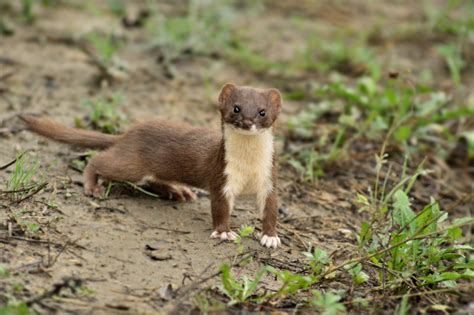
(83, 150), (145, 198)
(147, 181), (197, 202)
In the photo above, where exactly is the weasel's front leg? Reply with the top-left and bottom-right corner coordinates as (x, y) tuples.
(259, 189), (281, 248)
(209, 190), (236, 241)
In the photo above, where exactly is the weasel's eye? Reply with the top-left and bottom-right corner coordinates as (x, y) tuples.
(259, 110), (266, 117)
(233, 106), (240, 113)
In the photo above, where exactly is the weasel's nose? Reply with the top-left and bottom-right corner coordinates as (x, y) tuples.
(242, 118), (253, 129)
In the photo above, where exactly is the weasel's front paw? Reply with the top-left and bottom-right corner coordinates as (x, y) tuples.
(84, 185), (104, 198)
(210, 230), (237, 241)
(260, 234), (281, 248)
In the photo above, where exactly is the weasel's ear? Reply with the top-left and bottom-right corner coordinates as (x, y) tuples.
(218, 83), (237, 103)
(267, 88), (282, 112)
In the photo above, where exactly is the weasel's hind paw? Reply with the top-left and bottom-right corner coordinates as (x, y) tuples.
(84, 185), (104, 198)
(260, 235), (281, 249)
(210, 230), (237, 241)
(158, 185), (197, 202)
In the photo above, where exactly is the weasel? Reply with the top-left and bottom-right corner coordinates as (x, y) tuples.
(20, 83), (282, 248)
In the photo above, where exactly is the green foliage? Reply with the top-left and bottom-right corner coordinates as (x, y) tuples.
(106, 0), (125, 16)
(395, 294), (410, 315)
(303, 247), (330, 275)
(219, 264), (266, 305)
(461, 131), (474, 159)
(356, 155), (474, 293)
(266, 266), (317, 297)
(78, 95), (127, 134)
(234, 225), (254, 254)
(311, 290), (346, 315)
(20, 0), (34, 23)
(0, 302), (29, 315)
(437, 44), (464, 86)
(0, 265), (9, 278)
(86, 32), (122, 65)
(346, 263), (369, 286)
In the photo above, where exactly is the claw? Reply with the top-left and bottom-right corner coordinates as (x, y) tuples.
(211, 230), (237, 241)
(260, 234), (281, 248)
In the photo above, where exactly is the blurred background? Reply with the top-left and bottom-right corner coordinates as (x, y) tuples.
(0, 0), (472, 177)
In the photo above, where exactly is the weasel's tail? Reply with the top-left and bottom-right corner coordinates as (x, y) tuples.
(20, 115), (121, 149)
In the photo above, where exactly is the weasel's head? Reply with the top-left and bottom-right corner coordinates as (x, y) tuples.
(218, 83), (282, 135)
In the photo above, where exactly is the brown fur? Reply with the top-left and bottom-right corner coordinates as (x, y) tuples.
(20, 83), (282, 246)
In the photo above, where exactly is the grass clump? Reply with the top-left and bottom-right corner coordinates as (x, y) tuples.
(355, 154), (473, 294)
(5, 153), (41, 202)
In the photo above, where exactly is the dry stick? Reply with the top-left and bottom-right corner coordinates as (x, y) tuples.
(0, 157), (19, 171)
(9, 182), (47, 205)
(278, 222), (309, 250)
(0, 236), (61, 246)
(0, 183), (42, 194)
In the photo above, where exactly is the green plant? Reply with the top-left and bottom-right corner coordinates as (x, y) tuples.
(106, 0), (125, 16)
(303, 247), (330, 275)
(266, 267), (317, 298)
(234, 225), (254, 254)
(78, 95), (127, 133)
(219, 264), (267, 305)
(0, 302), (29, 315)
(311, 290), (346, 315)
(0, 265), (9, 278)
(12, 209), (40, 235)
(345, 263), (369, 286)
(20, 0), (34, 23)
(355, 153), (474, 294)
(86, 32), (122, 65)
(6, 153), (41, 202)
(437, 44), (464, 87)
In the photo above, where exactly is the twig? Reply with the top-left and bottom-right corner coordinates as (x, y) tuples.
(0, 183), (43, 194)
(9, 182), (47, 205)
(46, 238), (71, 268)
(26, 277), (83, 306)
(0, 156), (21, 171)
(1, 236), (64, 247)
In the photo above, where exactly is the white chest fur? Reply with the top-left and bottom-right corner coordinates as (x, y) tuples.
(222, 125), (274, 207)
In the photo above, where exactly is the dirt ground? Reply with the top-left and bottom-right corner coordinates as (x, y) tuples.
(0, 1), (472, 314)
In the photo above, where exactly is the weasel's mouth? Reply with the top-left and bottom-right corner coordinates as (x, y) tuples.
(226, 123), (261, 135)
